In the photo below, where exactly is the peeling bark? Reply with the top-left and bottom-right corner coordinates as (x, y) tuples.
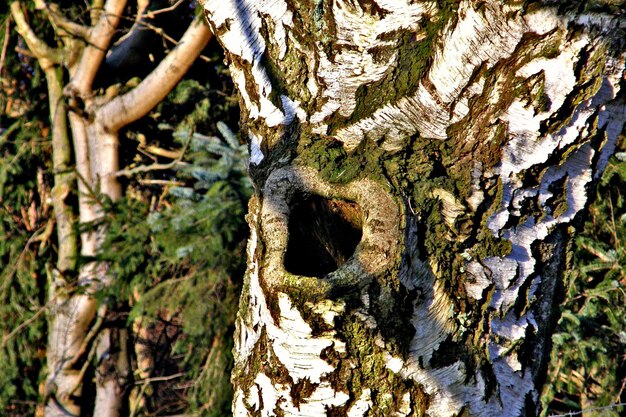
(203, 0), (626, 415)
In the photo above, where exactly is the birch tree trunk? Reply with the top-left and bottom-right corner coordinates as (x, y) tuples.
(203, 1), (626, 415)
(11, 2), (211, 416)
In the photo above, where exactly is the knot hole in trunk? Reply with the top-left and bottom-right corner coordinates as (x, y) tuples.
(284, 195), (363, 277)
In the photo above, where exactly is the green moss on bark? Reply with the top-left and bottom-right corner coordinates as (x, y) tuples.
(327, 314), (430, 415)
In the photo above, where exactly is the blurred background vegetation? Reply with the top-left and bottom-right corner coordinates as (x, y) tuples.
(0, 1), (624, 416)
(0, 1), (248, 415)
(541, 137), (626, 416)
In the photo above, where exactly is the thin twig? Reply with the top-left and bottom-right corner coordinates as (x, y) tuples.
(548, 402), (626, 417)
(116, 160), (189, 177)
(141, 145), (182, 160)
(34, 0), (90, 40)
(10, 1), (63, 63)
(1, 294), (57, 348)
(113, 9), (211, 65)
(147, 0), (185, 17)
(130, 372), (186, 417)
(114, 16), (178, 49)
(616, 379), (626, 404)
(567, 287), (622, 303)
(608, 195), (621, 250)
(137, 179), (185, 186)
(579, 241), (613, 263)
(157, 413), (194, 417)
(133, 372), (184, 385)
(0, 18), (11, 77)
(129, 381), (149, 417)
(116, 136), (191, 177)
(14, 45), (35, 58)
(0, 217), (45, 297)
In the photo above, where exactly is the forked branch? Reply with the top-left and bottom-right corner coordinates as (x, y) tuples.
(100, 14), (212, 131)
(9, 1), (62, 65)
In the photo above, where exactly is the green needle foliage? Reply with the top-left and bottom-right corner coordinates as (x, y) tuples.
(98, 122), (252, 416)
(0, 11), (54, 409)
(0, 122), (50, 416)
(542, 136), (626, 416)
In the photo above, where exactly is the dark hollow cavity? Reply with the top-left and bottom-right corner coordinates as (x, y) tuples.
(284, 195), (363, 277)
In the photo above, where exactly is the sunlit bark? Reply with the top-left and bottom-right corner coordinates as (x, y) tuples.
(204, 0), (626, 415)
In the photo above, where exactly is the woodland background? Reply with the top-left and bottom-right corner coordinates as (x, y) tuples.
(0, 1), (624, 416)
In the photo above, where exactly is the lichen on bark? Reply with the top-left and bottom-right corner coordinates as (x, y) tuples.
(203, 0), (626, 415)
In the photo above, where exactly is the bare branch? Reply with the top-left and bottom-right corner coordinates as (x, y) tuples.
(34, 0), (90, 40)
(134, 373), (185, 384)
(100, 15), (212, 131)
(111, 0), (148, 47)
(116, 138), (190, 177)
(147, 0), (185, 17)
(67, 327), (101, 396)
(1, 294), (56, 348)
(90, 0), (105, 24)
(33, 217), (55, 246)
(127, 18), (179, 47)
(41, 52), (78, 273)
(66, 304), (106, 368)
(116, 160), (189, 177)
(67, 113), (99, 240)
(0, 18), (10, 76)
(137, 179), (185, 186)
(14, 45), (34, 57)
(10, 1), (62, 64)
(68, 0), (127, 97)
(142, 144), (183, 160)
(579, 241), (614, 263)
(548, 403), (626, 417)
(113, 5), (210, 59)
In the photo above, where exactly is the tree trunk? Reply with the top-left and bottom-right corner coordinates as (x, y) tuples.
(203, 1), (626, 415)
(11, 2), (211, 415)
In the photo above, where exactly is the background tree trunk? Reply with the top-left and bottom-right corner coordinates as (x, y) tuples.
(10, 2), (211, 415)
(203, 0), (626, 415)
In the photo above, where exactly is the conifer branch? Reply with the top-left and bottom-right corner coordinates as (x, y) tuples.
(1, 295), (57, 348)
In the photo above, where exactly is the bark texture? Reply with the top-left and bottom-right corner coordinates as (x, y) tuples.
(203, 0), (626, 416)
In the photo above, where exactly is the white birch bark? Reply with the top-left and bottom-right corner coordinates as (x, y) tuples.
(203, 0), (626, 415)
